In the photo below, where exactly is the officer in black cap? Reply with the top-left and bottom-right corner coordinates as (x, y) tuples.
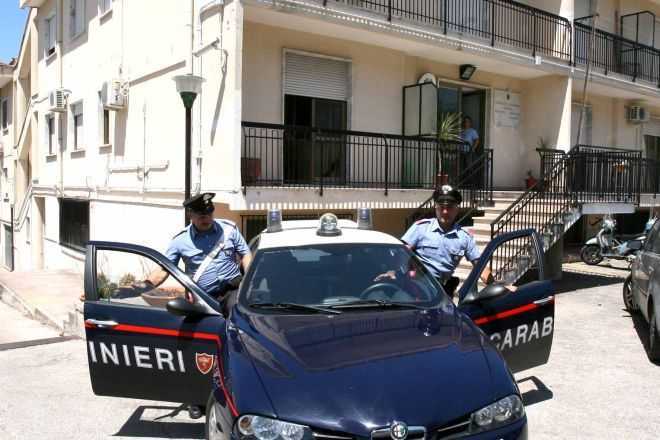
(379, 185), (492, 297)
(143, 192), (251, 304)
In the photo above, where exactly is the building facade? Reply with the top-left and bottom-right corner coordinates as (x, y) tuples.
(3, 0), (660, 272)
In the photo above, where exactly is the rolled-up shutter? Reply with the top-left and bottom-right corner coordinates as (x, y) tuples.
(284, 51), (350, 101)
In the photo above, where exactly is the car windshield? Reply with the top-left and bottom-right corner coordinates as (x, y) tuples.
(241, 243), (448, 310)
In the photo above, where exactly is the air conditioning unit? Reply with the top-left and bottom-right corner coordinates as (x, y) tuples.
(628, 105), (650, 123)
(101, 79), (127, 110)
(48, 89), (67, 112)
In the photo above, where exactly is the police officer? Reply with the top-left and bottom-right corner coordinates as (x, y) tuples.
(143, 192), (252, 301)
(400, 185), (492, 297)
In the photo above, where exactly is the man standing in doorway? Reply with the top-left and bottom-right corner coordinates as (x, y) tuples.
(460, 116), (480, 152)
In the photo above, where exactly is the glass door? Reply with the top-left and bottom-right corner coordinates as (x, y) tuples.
(284, 95), (347, 185)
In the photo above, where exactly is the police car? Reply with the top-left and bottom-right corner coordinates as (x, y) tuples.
(82, 209), (554, 439)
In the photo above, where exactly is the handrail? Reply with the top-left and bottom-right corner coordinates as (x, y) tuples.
(406, 149), (494, 226)
(489, 145), (652, 280)
(13, 98), (33, 150)
(327, 0), (572, 63)
(13, 183), (33, 231)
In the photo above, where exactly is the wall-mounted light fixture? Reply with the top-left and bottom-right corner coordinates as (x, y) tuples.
(459, 64), (477, 81)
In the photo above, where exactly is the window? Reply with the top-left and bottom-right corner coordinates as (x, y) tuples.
(46, 115), (56, 155)
(71, 102), (84, 150)
(44, 14), (56, 57)
(574, 0), (595, 19)
(99, 0), (112, 15)
(59, 198), (89, 251)
(0, 98), (8, 131)
(571, 103), (592, 146)
(70, 0), (85, 38)
(102, 109), (110, 145)
(95, 249), (186, 308)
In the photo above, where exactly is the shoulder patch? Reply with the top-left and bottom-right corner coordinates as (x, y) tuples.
(414, 218), (432, 225)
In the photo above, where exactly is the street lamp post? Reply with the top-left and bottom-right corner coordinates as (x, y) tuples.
(173, 74), (205, 225)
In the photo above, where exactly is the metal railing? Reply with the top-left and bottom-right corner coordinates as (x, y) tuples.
(241, 122), (487, 195)
(490, 145), (649, 280)
(406, 149), (494, 226)
(327, 0), (572, 62)
(574, 20), (660, 85)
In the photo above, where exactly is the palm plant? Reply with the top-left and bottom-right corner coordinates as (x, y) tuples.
(437, 112), (462, 143)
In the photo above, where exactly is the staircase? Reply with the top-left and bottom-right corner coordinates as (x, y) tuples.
(410, 144), (660, 286)
(454, 191), (523, 281)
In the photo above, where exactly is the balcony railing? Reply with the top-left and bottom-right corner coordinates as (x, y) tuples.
(241, 122), (492, 196)
(325, 0), (572, 62)
(575, 20), (660, 85)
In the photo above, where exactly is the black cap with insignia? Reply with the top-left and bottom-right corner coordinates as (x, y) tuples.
(183, 192), (216, 215)
(432, 185), (462, 206)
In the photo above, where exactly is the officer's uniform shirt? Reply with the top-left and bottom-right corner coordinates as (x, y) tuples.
(402, 217), (480, 282)
(165, 220), (250, 294)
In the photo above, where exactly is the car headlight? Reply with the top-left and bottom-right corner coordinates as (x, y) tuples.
(237, 415), (312, 440)
(470, 395), (525, 433)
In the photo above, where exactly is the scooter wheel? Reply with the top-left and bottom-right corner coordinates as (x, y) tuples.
(580, 245), (603, 265)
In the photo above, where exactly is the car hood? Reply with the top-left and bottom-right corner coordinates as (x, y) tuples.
(233, 305), (500, 436)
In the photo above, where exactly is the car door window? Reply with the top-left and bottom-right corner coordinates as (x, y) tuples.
(96, 249), (187, 309)
(463, 232), (540, 297)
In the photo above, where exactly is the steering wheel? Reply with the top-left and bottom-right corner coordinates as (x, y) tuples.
(359, 282), (401, 300)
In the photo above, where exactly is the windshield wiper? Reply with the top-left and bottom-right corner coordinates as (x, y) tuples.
(249, 302), (342, 314)
(327, 299), (428, 310)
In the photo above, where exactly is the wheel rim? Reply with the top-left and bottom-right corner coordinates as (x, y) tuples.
(584, 246), (601, 263)
(624, 279), (634, 309)
(207, 403), (222, 440)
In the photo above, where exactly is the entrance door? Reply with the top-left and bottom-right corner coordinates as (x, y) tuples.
(284, 95), (347, 184)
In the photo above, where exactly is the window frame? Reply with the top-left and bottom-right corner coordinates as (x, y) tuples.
(70, 0), (86, 39)
(59, 198), (90, 252)
(44, 13), (57, 58)
(0, 97), (8, 131)
(98, 0), (113, 17)
(71, 101), (84, 151)
(46, 114), (56, 156)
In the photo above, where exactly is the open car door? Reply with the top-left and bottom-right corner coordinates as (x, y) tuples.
(82, 241), (224, 405)
(458, 229), (554, 373)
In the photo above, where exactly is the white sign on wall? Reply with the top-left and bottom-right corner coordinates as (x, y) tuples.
(494, 90), (521, 129)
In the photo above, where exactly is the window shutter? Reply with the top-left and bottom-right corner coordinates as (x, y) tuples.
(284, 52), (350, 101)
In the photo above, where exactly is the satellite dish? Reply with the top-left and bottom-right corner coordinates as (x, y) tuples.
(418, 72), (437, 86)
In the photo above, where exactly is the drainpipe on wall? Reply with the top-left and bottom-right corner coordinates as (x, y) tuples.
(58, 0), (64, 196)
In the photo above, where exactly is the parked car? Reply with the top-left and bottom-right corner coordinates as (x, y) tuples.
(82, 211), (555, 439)
(625, 218), (660, 361)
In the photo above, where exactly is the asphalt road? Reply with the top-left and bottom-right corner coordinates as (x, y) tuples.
(1, 268), (660, 439)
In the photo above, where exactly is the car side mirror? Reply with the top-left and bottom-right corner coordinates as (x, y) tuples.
(629, 240), (643, 251)
(461, 282), (510, 305)
(166, 296), (209, 317)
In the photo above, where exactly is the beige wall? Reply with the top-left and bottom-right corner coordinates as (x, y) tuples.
(242, 21), (569, 189)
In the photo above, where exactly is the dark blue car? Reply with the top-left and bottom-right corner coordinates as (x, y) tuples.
(83, 216), (554, 440)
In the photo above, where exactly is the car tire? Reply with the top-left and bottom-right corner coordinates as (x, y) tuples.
(580, 245), (603, 265)
(622, 275), (638, 313)
(648, 306), (660, 363)
(205, 393), (223, 440)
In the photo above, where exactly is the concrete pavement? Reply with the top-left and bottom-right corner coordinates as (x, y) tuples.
(0, 268), (84, 336)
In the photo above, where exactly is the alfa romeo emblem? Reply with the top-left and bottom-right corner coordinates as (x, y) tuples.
(390, 422), (408, 440)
